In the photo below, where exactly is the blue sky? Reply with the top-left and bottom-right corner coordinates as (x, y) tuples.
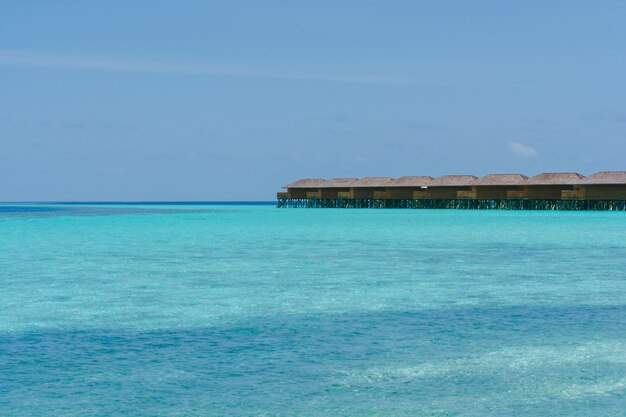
(1, 1), (625, 201)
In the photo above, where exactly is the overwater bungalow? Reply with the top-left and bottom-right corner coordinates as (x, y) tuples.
(278, 179), (327, 199)
(322, 178), (358, 198)
(277, 171), (626, 210)
(584, 171), (626, 200)
(349, 177), (395, 199)
(390, 176), (434, 199)
(474, 174), (528, 199)
(428, 175), (479, 199)
(525, 172), (586, 200)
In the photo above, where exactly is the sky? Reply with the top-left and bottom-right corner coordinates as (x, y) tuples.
(1, 0), (625, 201)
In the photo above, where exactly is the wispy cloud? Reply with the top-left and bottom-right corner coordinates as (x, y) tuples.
(507, 141), (538, 158)
(0, 50), (411, 85)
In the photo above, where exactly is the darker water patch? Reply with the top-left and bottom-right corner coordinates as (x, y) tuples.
(2, 304), (626, 416)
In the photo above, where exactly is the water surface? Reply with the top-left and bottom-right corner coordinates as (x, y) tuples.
(1, 203), (626, 416)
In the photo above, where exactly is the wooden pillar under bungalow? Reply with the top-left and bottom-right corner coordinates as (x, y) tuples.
(277, 171), (626, 210)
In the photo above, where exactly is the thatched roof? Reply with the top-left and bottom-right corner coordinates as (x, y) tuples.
(283, 179), (328, 189)
(393, 176), (434, 187)
(284, 171), (625, 188)
(351, 177), (395, 187)
(430, 175), (478, 186)
(584, 171), (626, 184)
(325, 178), (358, 187)
(476, 174), (529, 186)
(527, 172), (586, 185)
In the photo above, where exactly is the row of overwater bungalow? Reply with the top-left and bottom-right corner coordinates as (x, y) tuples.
(278, 172), (626, 201)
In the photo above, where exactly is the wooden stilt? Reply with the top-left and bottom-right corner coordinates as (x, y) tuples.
(276, 198), (626, 211)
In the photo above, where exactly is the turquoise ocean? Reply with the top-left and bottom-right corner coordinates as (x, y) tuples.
(1, 203), (626, 416)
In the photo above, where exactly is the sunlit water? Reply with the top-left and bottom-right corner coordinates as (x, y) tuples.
(1, 203), (626, 416)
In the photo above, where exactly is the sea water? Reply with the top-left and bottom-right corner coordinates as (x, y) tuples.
(1, 203), (626, 416)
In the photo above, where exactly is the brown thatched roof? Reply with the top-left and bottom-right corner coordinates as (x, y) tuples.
(476, 174), (529, 186)
(584, 171), (626, 184)
(283, 179), (328, 189)
(392, 176), (434, 187)
(325, 178), (358, 187)
(284, 171), (624, 189)
(351, 177), (395, 187)
(528, 172), (586, 185)
(430, 175), (478, 186)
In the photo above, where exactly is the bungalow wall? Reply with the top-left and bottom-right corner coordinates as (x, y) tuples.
(584, 185), (626, 200)
(351, 187), (385, 199)
(320, 187), (349, 198)
(413, 190), (431, 199)
(475, 186), (525, 200)
(287, 188), (310, 198)
(350, 187), (368, 199)
(526, 185), (575, 200)
(429, 186), (472, 199)
(388, 187), (416, 199)
(283, 182), (626, 203)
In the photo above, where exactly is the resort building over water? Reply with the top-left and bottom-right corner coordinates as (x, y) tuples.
(277, 172), (626, 210)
